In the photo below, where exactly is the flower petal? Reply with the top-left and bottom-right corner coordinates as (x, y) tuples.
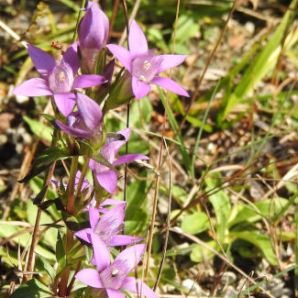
(132, 77), (151, 99)
(73, 74), (106, 89)
(27, 44), (56, 76)
(53, 93), (76, 116)
(113, 154), (149, 166)
(90, 233), (110, 272)
(103, 128), (131, 160)
(63, 42), (80, 74)
(117, 128), (130, 141)
(114, 244), (145, 274)
(129, 20), (148, 56)
(157, 54), (186, 73)
(89, 207), (100, 229)
(75, 269), (103, 288)
(106, 289), (125, 298)
(110, 235), (143, 246)
(56, 120), (91, 138)
(106, 44), (132, 72)
(97, 204), (125, 237)
(152, 76), (189, 97)
(95, 170), (118, 194)
(77, 93), (102, 131)
(13, 78), (52, 97)
(122, 277), (158, 298)
(75, 228), (91, 243)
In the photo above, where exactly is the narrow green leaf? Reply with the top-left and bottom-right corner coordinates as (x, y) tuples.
(223, 0), (298, 117)
(23, 116), (53, 143)
(159, 88), (192, 175)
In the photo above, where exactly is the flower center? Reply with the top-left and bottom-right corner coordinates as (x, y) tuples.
(48, 61), (73, 93)
(58, 71), (66, 82)
(112, 269), (119, 277)
(94, 215), (123, 246)
(132, 55), (161, 82)
(99, 262), (127, 290)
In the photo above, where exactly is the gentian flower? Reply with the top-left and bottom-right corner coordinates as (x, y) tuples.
(107, 20), (189, 99)
(13, 44), (106, 116)
(76, 234), (158, 298)
(75, 202), (142, 247)
(56, 93), (102, 139)
(89, 128), (149, 193)
(79, 2), (109, 73)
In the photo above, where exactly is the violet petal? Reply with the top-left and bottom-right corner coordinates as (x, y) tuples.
(95, 170), (118, 194)
(97, 204), (125, 236)
(77, 93), (102, 131)
(106, 289), (125, 298)
(106, 44), (132, 72)
(132, 76), (151, 99)
(157, 54), (186, 73)
(75, 228), (92, 243)
(114, 244), (145, 275)
(117, 128), (130, 141)
(129, 20), (148, 56)
(89, 207), (100, 229)
(152, 76), (189, 97)
(27, 44), (56, 77)
(62, 42), (80, 74)
(110, 235), (143, 246)
(13, 78), (52, 97)
(75, 268), (103, 288)
(90, 233), (110, 272)
(113, 153), (149, 166)
(122, 277), (158, 298)
(56, 120), (91, 138)
(73, 74), (106, 89)
(53, 93), (76, 116)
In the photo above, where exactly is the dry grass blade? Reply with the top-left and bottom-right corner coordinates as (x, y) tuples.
(154, 138), (172, 290)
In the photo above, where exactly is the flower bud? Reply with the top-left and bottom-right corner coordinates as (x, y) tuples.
(78, 2), (109, 73)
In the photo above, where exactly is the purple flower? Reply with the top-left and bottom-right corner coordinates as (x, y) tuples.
(89, 128), (148, 193)
(52, 170), (87, 188)
(79, 2), (109, 73)
(75, 202), (142, 247)
(13, 44), (106, 116)
(56, 93), (102, 139)
(107, 20), (189, 99)
(76, 234), (158, 298)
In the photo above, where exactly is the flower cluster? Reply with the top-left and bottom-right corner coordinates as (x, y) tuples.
(14, 1), (188, 297)
(75, 201), (157, 298)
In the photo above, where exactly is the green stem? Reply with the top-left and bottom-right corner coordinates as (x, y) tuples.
(57, 156), (78, 297)
(66, 157), (79, 215)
